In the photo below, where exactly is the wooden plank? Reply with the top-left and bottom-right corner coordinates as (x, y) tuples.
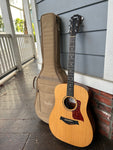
(60, 53), (104, 78)
(36, 0), (107, 78)
(36, 0), (107, 18)
(36, 0), (44, 4)
(37, 2), (108, 32)
(60, 2), (108, 33)
(61, 31), (106, 55)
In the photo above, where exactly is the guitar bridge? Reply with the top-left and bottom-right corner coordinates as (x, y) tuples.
(60, 116), (79, 125)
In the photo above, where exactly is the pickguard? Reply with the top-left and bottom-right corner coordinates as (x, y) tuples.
(72, 100), (84, 121)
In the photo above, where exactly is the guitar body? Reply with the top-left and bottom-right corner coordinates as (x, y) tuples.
(49, 84), (93, 147)
(49, 15), (94, 147)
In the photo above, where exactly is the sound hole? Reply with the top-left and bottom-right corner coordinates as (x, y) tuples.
(64, 97), (77, 110)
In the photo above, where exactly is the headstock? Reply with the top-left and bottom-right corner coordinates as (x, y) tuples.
(69, 14), (84, 36)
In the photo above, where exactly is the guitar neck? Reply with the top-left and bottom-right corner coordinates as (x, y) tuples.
(67, 35), (76, 97)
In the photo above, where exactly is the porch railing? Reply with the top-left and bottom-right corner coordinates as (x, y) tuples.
(0, 34), (16, 78)
(16, 34), (34, 64)
(0, 34), (35, 79)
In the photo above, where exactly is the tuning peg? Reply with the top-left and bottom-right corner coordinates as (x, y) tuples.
(68, 30), (71, 33)
(81, 16), (84, 21)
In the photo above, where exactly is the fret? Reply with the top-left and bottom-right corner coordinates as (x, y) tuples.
(69, 50), (74, 53)
(69, 53), (75, 56)
(68, 81), (74, 84)
(68, 78), (74, 81)
(68, 69), (74, 73)
(69, 59), (74, 61)
(68, 61), (74, 64)
(68, 67), (74, 70)
(68, 83), (74, 86)
(69, 46), (74, 48)
(67, 35), (76, 97)
(69, 54), (75, 57)
(69, 46), (75, 48)
(67, 15), (83, 97)
(68, 76), (74, 80)
(69, 55), (75, 58)
(68, 75), (74, 78)
(68, 64), (74, 68)
(67, 83), (74, 86)
(68, 71), (74, 74)
(68, 79), (74, 82)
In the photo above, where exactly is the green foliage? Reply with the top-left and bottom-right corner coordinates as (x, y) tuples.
(0, 15), (4, 31)
(15, 18), (24, 33)
(0, 16), (36, 38)
(15, 18), (36, 42)
(32, 23), (36, 42)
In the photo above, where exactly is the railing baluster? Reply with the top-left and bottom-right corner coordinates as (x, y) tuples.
(3, 37), (12, 69)
(9, 37), (16, 67)
(0, 42), (6, 74)
(16, 34), (34, 63)
(0, 35), (16, 78)
(6, 37), (14, 68)
(2, 37), (11, 70)
(0, 34), (35, 78)
(17, 36), (22, 61)
(0, 38), (9, 72)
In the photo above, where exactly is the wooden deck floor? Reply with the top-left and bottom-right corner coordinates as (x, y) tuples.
(0, 60), (113, 150)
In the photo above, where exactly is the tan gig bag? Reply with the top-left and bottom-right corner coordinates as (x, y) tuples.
(35, 13), (67, 123)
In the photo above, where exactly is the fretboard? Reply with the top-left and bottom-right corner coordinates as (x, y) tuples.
(67, 36), (75, 97)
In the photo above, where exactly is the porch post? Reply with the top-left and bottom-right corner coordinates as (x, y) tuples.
(0, 0), (22, 71)
(23, 0), (37, 58)
(31, 0), (42, 64)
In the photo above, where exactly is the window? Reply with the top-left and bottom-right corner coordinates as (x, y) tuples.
(9, 0), (24, 33)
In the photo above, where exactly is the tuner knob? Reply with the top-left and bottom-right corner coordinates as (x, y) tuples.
(81, 16), (84, 21)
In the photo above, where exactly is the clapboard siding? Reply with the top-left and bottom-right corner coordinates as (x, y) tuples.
(36, 0), (44, 4)
(36, 0), (108, 78)
(61, 54), (104, 78)
(36, 0), (107, 18)
(37, 2), (108, 32)
(60, 2), (108, 33)
(61, 31), (106, 55)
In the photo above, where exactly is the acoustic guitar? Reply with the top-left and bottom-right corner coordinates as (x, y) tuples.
(49, 14), (94, 147)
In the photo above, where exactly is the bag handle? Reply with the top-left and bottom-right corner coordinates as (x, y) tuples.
(33, 76), (37, 89)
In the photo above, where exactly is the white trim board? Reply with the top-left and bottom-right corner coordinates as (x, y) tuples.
(31, 0), (42, 62)
(38, 63), (113, 95)
(73, 72), (113, 95)
(104, 0), (113, 81)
